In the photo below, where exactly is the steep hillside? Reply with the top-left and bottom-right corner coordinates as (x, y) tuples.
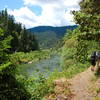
(28, 25), (77, 49)
(28, 26), (77, 37)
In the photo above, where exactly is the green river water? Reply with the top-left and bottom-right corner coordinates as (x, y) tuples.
(19, 54), (62, 77)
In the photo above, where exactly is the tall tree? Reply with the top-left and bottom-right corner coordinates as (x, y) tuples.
(0, 28), (12, 64)
(0, 9), (38, 53)
(80, 0), (100, 14)
(0, 28), (31, 100)
(72, 0), (100, 62)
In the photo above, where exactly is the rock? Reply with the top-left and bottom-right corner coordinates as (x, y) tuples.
(54, 78), (67, 86)
(56, 94), (68, 100)
(28, 61), (33, 64)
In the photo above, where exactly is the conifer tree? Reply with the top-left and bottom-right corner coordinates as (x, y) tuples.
(0, 9), (38, 53)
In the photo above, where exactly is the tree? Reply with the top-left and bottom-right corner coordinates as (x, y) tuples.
(0, 28), (12, 64)
(0, 28), (31, 100)
(0, 9), (38, 53)
(80, 0), (100, 14)
(72, 0), (100, 62)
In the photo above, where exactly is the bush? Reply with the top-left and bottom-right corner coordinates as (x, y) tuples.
(10, 50), (51, 65)
(17, 74), (54, 100)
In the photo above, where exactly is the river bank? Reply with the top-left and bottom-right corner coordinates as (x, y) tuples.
(18, 53), (62, 77)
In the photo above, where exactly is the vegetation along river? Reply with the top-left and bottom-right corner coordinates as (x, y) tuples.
(19, 53), (62, 77)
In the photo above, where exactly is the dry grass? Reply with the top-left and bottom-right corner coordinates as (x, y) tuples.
(44, 78), (73, 100)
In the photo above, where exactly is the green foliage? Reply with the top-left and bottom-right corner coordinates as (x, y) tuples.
(0, 72), (31, 100)
(0, 9), (54, 100)
(28, 26), (77, 49)
(17, 74), (54, 100)
(80, 0), (100, 14)
(76, 40), (88, 62)
(71, 0), (100, 62)
(61, 0), (100, 73)
(0, 28), (31, 100)
(10, 50), (51, 64)
(0, 28), (12, 64)
(60, 31), (90, 76)
(0, 62), (12, 72)
(0, 1), (99, 99)
(47, 62), (89, 83)
(61, 29), (78, 68)
(34, 31), (59, 49)
(0, 9), (38, 53)
(95, 68), (100, 77)
(92, 97), (100, 100)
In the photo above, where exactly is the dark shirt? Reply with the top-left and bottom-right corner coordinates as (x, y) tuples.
(90, 51), (100, 66)
(90, 51), (96, 66)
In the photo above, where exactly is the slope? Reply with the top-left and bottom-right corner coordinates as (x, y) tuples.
(70, 67), (95, 100)
(44, 67), (100, 100)
(28, 25), (77, 49)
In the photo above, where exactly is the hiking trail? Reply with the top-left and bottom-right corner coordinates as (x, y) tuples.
(69, 67), (95, 100)
(45, 67), (100, 100)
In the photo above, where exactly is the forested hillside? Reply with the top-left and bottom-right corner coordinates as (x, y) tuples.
(0, 9), (38, 52)
(28, 25), (77, 48)
(28, 26), (77, 37)
(33, 31), (59, 49)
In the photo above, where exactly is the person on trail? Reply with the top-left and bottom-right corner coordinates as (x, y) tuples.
(90, 51), (100, 71)
(90, 51), (96, 71)
(96, 52), (100, 68)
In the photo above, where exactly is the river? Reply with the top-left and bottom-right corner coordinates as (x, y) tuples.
(19, 53), (62, 77)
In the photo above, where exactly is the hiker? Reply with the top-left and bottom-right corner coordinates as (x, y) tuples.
(90, 51), (100, 71)
(95, 52), (100, 68)
(90, 51), (96, 71)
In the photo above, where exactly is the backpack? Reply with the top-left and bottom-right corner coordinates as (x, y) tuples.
(96, 52), (100, 60)
(90, 51), (96, 61)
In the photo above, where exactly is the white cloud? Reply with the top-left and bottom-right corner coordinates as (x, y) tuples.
(23, 0), (80, 7)
(8, 7), (38, 28)
(8, 0), (81, 28)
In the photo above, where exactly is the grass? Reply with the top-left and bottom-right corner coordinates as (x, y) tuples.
(48, 61), (89, 82)
(11, 49), (90, 100)
(10, 49), (52, 65)
(43, 59), (89, 100)
(16, 73), (54, 100)
(91, 76), (98, 83)
(92, 97), (100, 100)
(95, 68), (100, 77)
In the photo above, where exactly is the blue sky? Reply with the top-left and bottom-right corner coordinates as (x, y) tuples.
(0, 0), (42, 16)
(29, 5), (42, 16)
(0, 0), (80, 28)
(0, 0), (23, 10)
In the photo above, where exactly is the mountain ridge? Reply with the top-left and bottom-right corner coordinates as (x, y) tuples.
(28, 25), (77, 49)
(28, 25), (77, 37)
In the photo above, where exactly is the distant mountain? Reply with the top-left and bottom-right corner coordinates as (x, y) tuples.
(28, 25), (77, 49)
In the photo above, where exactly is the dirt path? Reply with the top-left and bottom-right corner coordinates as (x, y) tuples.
(69, 67), (95, 100)
(44, 67), (100, 100)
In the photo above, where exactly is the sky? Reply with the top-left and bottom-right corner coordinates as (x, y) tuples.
(0, 0), (81, 28)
